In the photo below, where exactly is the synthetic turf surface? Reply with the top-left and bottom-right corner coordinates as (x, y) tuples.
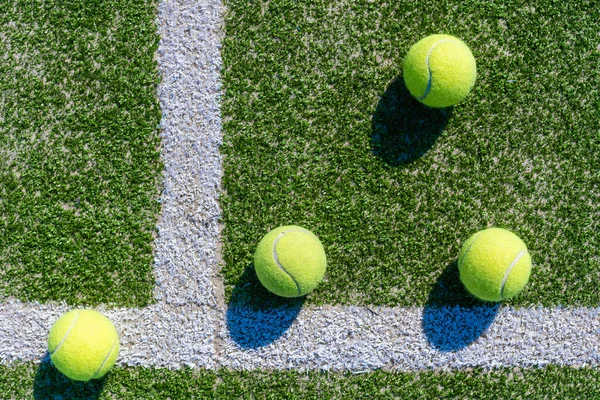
(0, 1), (162, 306)
(220, 0), (600, 307)
(1, 363), (599, 399)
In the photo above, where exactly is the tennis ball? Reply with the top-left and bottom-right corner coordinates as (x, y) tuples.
(403, 34), (477, 108)
(254, 225), (327, 297)
(458, 228), (532, 302)
(48, 309), (120, 381)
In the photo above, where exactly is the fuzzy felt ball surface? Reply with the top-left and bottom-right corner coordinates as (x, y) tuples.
(254, 225), (327, 298)
(403, 34), (477, 108)
(48, 309), (120, 381)
(458, 228), (532, 302)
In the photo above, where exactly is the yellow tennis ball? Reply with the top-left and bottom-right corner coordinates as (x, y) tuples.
(48, 309), (120, 381)
(254, 225), (327, 298)
(458, 228), (532, 302)
(403, 34), (477, 108)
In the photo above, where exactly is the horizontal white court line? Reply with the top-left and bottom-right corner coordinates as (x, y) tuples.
(2, 299), (599, 371)
(0, 300), (216, 369)
(219, 305), (600, 371)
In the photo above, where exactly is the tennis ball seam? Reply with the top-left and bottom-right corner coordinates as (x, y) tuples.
(91, 335), (119, 379)
(48, 310), (120, 381)
(461, 230), (530, 300)
(272, 228), (305, 296)
(500, 250), (528, 299)
(50, 309), (81, 356)
(419, 39), (459, 101)
(457, 231), (482, 267)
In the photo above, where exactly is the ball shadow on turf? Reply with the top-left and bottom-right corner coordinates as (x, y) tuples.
(371, 75), (452, 166)
(422, 260), (500, 352)
(226, 263), (305, 349)
(34, 352), (106, 400)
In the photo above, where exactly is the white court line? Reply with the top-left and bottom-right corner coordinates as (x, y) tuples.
(219, 305), (600, 371)
(2, 300), (600, 371)
(1, 0), (600, 372)
(0, 300), (215, 369)
(152, 0), (224, 309)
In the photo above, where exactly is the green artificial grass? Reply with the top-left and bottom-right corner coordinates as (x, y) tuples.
(0, 1), (162, 306)
(1, 363), (599, 399)
(220, 0), (600, 307)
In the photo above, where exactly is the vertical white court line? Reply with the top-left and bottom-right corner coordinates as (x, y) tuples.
(153, 0), (224, 308)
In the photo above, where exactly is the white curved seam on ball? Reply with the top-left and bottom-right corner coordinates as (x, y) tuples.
(500, 250), (528, 299)
(418, 39), (458, 101)
(49, 310), (80, 356)
(457, 231), (481, 267)
(272, 229), (305, 296)
(91, 335), (119, 379)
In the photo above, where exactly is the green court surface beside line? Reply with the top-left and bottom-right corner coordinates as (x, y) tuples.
(1, 363), (599, 399)
(220, 0), (600, 307)
(0, 1), (162, 306)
